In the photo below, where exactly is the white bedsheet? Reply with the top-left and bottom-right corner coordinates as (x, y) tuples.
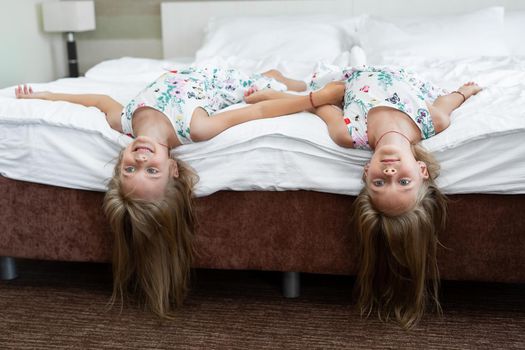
(0, 56), (524, 196)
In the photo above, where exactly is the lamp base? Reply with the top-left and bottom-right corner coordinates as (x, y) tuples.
(66, 32), (79, 78)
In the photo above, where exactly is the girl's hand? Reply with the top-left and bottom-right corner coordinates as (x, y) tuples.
(244, 88), (280, 104)
(314, 81), (345, 107)
(15, 85), (50, 100)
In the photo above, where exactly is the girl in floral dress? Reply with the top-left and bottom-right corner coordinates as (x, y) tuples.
(15, 67), (342, 318)
(246, 65), (482, 328)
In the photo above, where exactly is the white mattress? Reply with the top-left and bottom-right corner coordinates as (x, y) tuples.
(0, 56), (524, 196)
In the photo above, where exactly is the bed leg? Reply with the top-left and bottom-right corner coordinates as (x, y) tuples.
(0, 257), (18, 280)
(282, 271), (300, 298)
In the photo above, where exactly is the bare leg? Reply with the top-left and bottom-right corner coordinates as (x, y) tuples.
(262, 69), (307, 92)
(428, 82), (482, 133)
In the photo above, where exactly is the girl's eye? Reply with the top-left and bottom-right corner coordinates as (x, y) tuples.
(124, 166), (135, 173)
(373, 179), (385, 187)
(146, 168), (159, 174)
(399, 179), (411, 186)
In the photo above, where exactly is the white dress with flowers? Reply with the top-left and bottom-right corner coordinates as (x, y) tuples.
(121, 67), (286, 144)
(309, 65), (447, 150)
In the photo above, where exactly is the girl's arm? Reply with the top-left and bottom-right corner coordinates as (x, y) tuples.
(313, 105), (353, 148)
(244, 88), (303, 105)
(245, 83), (353, 147)
(426, 83), (482, 134)
(16, 85), (124, 132)
(190, 82), (345, 142)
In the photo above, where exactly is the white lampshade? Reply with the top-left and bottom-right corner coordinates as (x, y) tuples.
(42, 1), (95, 32)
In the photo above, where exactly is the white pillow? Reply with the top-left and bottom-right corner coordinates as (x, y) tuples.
(505, 11), (525, 55)
(357, 7), (510, 64)
(85, 57), (176, 83)
(195, 15), (352, 63)
(192, 49), (365, 82)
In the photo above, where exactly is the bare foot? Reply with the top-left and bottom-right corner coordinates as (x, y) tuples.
(457, 82), (482, 101)
(262, 69), (307, 92)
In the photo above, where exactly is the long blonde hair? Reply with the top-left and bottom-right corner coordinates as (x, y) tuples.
(103, 151), (198, 317)
(353, 144), (447, 329)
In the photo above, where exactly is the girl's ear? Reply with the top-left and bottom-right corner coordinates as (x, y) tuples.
(418, 161), (429, 179)
(364, 163), (370, 177)
(170, 159), (179, 178)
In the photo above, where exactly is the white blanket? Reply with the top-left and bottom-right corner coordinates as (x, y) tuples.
(0, 56), (524, 195)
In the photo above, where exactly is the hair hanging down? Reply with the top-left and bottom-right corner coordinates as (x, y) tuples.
(103, 152), (198, 318)
(352, 144), (447, 329)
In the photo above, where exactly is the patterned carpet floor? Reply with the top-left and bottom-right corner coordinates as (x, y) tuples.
(1, 259), (524, 349)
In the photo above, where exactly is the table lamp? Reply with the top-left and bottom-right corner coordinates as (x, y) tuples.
(42, 1), (96, 77)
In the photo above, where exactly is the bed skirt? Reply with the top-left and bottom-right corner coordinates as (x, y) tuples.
(1, 176), (524, 283)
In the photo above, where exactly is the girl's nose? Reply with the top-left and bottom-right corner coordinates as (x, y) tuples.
(135, 154), (148, 162)
(383, 167), (397, 175)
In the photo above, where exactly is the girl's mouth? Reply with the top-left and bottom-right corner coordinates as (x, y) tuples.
(134, 146), (153, 153)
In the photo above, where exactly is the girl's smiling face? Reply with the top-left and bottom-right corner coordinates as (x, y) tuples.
(120, 136), (178, 200)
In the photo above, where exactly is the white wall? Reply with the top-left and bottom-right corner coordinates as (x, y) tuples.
(75, 0), (163, 74)
(0, 0), (67, 88)
(1, 0), (524, 88)
(77, 38), (162, 74)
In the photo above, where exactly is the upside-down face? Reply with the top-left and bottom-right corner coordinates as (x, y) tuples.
(119, 136), (178, 201)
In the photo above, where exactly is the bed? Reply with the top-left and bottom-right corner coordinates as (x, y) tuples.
(1, 1), (525, 294)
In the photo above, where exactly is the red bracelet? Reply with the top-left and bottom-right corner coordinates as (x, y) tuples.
(309, 91), (317, 108)
(451, 90), (466, 103)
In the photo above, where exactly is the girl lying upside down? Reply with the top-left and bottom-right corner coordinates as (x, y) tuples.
(245, 65), (482, 328)
(16, 67), (342, 317)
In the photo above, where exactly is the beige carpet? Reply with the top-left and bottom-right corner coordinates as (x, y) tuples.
(0, 259), (524, 349)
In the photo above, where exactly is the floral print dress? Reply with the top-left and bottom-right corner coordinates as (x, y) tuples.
(309, 65), (447, 150)
(121, 67), (286, 144)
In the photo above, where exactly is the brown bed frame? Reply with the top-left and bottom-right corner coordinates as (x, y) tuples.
(1, 175), (524, 295)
